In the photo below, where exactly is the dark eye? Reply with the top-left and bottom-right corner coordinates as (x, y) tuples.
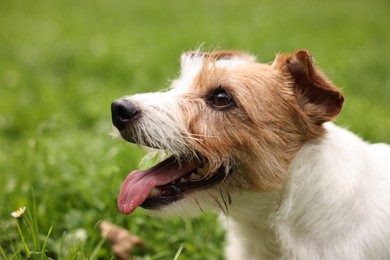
(209, 89), (235, 110)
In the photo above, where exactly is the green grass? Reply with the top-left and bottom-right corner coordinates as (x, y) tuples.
(0, 0), (389, 258)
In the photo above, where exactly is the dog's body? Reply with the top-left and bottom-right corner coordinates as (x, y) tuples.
(111, 49), (390, 259)
(224, 122), (390, 259)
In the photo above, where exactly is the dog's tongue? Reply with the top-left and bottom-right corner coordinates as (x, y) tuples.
(118, 156), (201, 215)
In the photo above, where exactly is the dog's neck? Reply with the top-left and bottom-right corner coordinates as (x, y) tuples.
(223, 191), (281, 259)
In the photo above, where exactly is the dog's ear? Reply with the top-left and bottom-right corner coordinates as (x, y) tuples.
(273, 50), (344, 124)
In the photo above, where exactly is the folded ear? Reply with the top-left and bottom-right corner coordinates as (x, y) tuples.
(272, 50), (344, 125)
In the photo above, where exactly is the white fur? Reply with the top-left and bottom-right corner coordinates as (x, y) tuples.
(222, 123), (390, 259)
(277, 123), (390, 259)
(120, 91), (196, 156)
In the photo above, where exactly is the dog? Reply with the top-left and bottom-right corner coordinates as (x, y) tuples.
(111, 49), (390, 259)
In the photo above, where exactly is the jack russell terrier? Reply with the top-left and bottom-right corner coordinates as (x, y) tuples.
(111, 49), (390, 259)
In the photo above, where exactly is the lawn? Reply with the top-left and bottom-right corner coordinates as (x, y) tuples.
(0, 0), (389, 259)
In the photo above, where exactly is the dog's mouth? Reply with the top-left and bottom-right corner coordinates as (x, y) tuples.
(118, 155), (227, 215)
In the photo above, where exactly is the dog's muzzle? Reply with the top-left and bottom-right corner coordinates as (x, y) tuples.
(111, 98), (139, 131)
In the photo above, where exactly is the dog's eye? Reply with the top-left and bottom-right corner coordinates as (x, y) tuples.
(209, 89), (235, 110)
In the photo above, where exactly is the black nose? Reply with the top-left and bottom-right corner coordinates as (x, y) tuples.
(111, 99), (140, 131)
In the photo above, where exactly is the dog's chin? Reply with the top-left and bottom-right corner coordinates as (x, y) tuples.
(141, 189), (225, 218)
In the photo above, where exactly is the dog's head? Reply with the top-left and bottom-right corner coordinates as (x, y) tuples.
(111, 49), (344, 217)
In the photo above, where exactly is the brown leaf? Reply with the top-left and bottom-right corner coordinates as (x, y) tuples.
(99, 220), (144, 260)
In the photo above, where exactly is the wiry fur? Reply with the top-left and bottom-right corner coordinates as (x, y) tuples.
(112, 49), (390, 259)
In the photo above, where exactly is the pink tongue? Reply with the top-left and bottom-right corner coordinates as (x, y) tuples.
(118, 157), (201, 215)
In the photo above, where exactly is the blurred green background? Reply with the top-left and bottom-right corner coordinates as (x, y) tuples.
(0, 0), (389, 259)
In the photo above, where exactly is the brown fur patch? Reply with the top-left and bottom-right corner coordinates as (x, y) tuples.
(176, 50), (344, 192)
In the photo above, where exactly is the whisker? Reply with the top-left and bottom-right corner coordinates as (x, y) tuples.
(227, 191), (232, 205)
(187, 133), (218, 139)
(193, 197), (207, 216)
(210, 192), (227, 216)
(219, 189), (230, 216)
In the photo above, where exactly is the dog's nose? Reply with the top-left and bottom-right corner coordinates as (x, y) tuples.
(111, 99), (139, 131)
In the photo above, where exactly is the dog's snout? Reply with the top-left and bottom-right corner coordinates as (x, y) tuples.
(111, 99), (139, 131)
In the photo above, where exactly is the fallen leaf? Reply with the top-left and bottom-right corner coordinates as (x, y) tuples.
(99, 220), (144, 260)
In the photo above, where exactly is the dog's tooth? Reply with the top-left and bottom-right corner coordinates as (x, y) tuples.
(190, 172), (201, 181)
(148, 187), (160, 198)
(197, 167), (205, 176)
(180, 178), (187, 183)
(197, 164), (209, 176)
